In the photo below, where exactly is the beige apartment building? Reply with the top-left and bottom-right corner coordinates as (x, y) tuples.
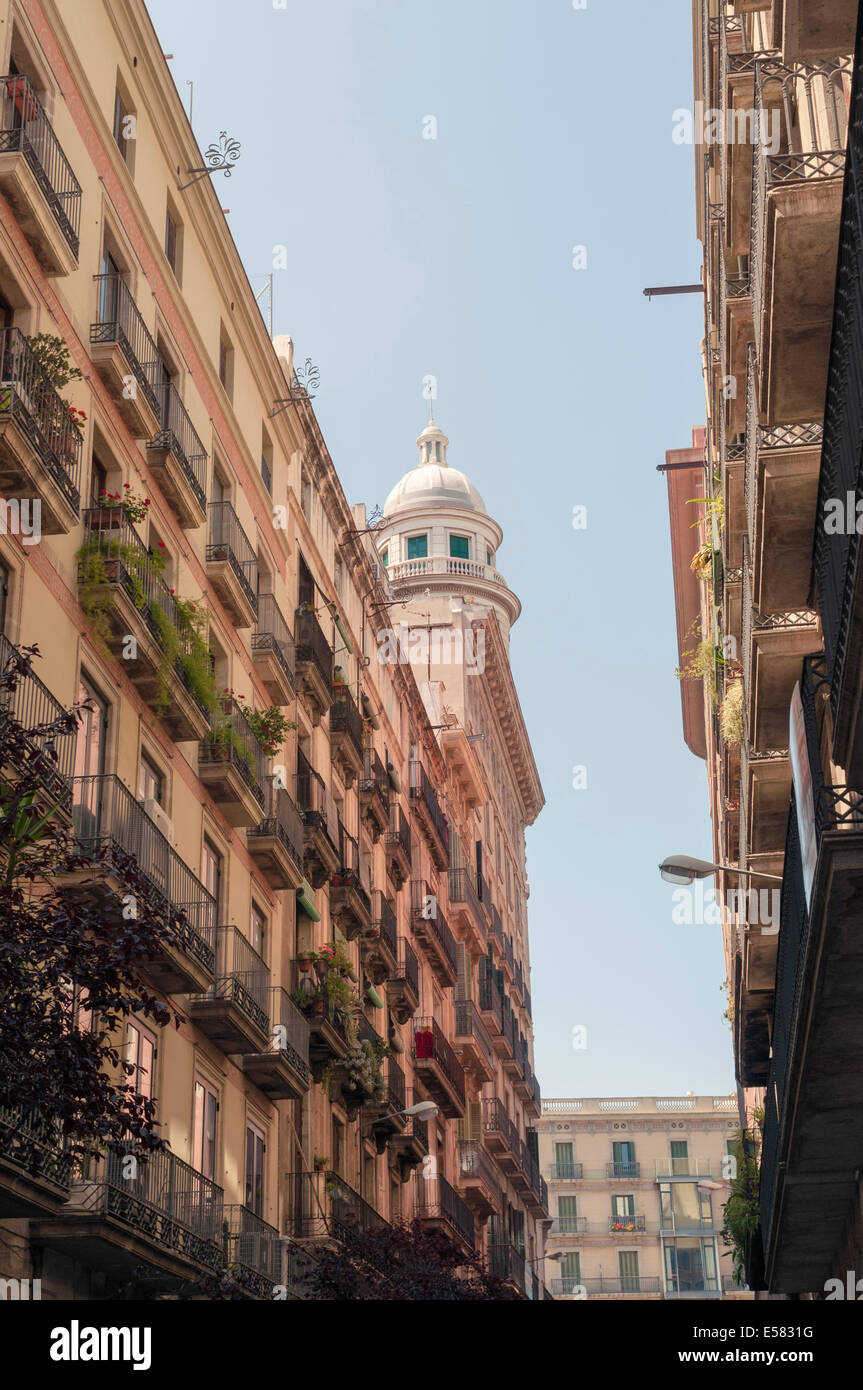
(537, 1095), (747, 1299)
(665, 0), (863, 1294)
(0, 0), (548, 1299)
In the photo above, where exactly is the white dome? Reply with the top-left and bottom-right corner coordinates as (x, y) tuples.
(384, 464), (487, 517)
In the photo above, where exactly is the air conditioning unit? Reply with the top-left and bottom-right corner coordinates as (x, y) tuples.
(143, 798), (174, 844)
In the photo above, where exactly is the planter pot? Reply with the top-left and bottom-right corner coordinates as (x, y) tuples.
(298, 955), (313, 973)
(88, 508), (126, 529)
(365, 984), (384, 1009)
(314, 958), (329, 981)
(309, 996), (325, 1018)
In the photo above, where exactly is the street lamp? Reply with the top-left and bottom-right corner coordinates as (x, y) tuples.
(658, 854), (782, 886)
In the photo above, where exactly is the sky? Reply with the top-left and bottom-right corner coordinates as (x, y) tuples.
(146, 0), (734, 1099)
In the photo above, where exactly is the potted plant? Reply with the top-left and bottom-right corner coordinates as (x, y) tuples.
(313, 1154), (328, 1173)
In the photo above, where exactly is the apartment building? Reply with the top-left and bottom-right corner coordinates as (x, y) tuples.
(0, 0), (547, 1299)
(537, 1096), (745, 1300)
(664, 0), (862, 1294)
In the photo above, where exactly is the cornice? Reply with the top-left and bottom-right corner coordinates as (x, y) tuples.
(479, 613), (544, 825)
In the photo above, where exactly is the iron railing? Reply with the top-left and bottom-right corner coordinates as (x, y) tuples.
(549, 1216), (587, 1235)
(457, 1139), (502, 1208)
(415, 1173), (475, 1248)
(555, 1276), (661, 1296)
(372, 890), (398, 959)
(70, 774), (216, 968)
(489, 1242), (525, 1290)
(91, 274), (160, 418)
(390, 936), (419, 1001)
(79, 508), (212, 720)
(249, 776), (304, 872)
(0, 326), (82, 509)
(207, 502), (258, 614)
(606, 1161), (641, 1179)
(295, 608), (333, 689)
(0, 75), (81, 254)
(0, 1106), (74, 1189)
(488, 902), (504, 949)
(0, 636), (75, 807)
(200, 698), (267, 810)
(264, 987), (311, 1083)
(284, 1170), (388, 1243)
(411, 878), (458, 978)
(409, 759), (449, 860)
(222, 1204), (281, 1290)
(191, 925), (269, 1032)
(330, 682), (363, 760)
(413, 1017), (466, 1108)
(385, 801), (412, 864)
(149, 382), (208, 513)
(448, 865), (485, 931)
(252, 592), (295, 688)
(382, 1052), (406, 1113)
(454, 999), (496, 1076)
(69, 1146), (224, 1269)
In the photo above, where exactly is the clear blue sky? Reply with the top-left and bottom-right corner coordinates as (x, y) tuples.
(147, 0), (734, 1098)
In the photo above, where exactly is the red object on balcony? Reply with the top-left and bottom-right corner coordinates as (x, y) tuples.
(415, 1028), (434, 1059)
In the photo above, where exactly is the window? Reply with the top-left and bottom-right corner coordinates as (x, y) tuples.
(193, 1077), (218, 1179)
(164, 202), (182, 280)
(218, 326), (234, 400)
(554, 1141), (574, 1178)
(125, 1019), (156, 1100)
(670, 1139), (689, 1175)
(558, 1195), (579, 1234)
(486, 549), (493, 566)
(619, 1250), (640, 1292)
(112, 86), (134, 169)
(202, 838), (223, 914)
(659, 1181), (713, 1230)
(449, 535), (469, 560)
(74, 676), (107, 782)
(250, 903), (266, 962)
(245, 1122), (265, 1216)
(90, 455), (108, 509)
(138, 752), (164, 806)
(560, 1252), (580, 1291)
(664, 1239), (717, 1295)
(611, 1194), (635, 1220)
(261, 427), (273, 495)
(612, 1141), (636, 1177)
(380, 549), (388, 568)
(406, 534), (428, 561)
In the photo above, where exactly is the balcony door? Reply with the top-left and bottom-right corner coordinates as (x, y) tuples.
(99, 250), (121, 325)
(73, 676), (107, 841)
(612, 1140), (636, 1175)
(619, 1250), (640, 1293)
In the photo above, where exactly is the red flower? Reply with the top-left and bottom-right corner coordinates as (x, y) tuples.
(123, 482), (131, 489)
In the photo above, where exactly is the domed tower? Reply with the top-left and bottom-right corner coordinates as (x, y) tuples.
(376, 411), (521, 641)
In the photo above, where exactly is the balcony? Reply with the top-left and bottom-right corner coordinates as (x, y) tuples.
(552, 1276), (661, 1297)
(387, 1086), (429, 1179)
(448, 866), (487, 955)
(285, 1170), (388, 1245)
(0, 327), (81, 532)
(488, 1242), (527, 1296)
(362, 890), (399, 985)
(414, 1173), (475, 1251)
(547, 1162), (583, 1181)
(247, 777), (305, 891)
(609, 1214), (647, 1233)
(454, 999), (496, 1084)
(198, 699), (268, 827)
(384, 801), (412, 888)
(63, 774), (215, 993)
(205, 502), (258, 627)
(367, 1054), (408, 1152)
(330, 823), (372, 939)
(0, 1108), (73, 1219)
(814, 59), (863, 788)
(440, 724), (488, 809)
(145, 382), (209, 529)
(90, 275), (161, 440)
(0, 75), (81, 273)
(296, 750), (340, 888)
(0, 636), (76, 813)
(251, 593), (295, 706)
(77, 509), (212, 740)
(294, 607), (333, 725)
(457, 1139), (502, 1220)
(606, 1162), (641, 1180)
(482, 1097), (525, 1180)
(760, 654), (863, 1292)
(487, 901), (504, 958)
(329, 682), (364, 786)
(751, 62), (850, 422)
(410, 878), (458, 987)
(223, 1205), (282, 1300)
(387, 936), (420, 1024)
(655, 1158), (720, 1178)
(36, 1147), (224, 1290)
(741, 535), (818, 756)
(413, 1016), (466, 1118)
(188, 926), (270, 1055)
(549, 1216), (587, 1237)
(359, 746), (390, 842)
(336, 1011), (389, 1118)
(478, 953), (505, 1036)
(409, 759), (449, 869)
(781, 0), (858, 62)
(242, 986), (311, 1100)
(289, 960), (351, 1083)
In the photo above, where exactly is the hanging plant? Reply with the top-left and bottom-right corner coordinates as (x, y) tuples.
(720, 680), (744, 747)
(240, 704), (295, 756)
(97, 484), (151, 526)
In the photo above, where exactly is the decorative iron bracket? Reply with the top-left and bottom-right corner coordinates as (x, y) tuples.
(179, 131), (241, 190)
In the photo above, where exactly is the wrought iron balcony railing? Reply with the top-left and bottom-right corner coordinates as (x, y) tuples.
(0, 326), (82, 509)
(478, 953), (504, 1029)
(91, 274), (160, 419)
(152, 383), (208, 512)
(411, 878), (458, 979)
(385, 801), (412, 863)
(69, 1146), (223, 1269)
(457, 1139), (502, 1206)
(0, 1106), (74, 1190)
(606, 1161), (641, 1179)
(70, 773), (216, 967)
(454, 999), (496, 1075)
(295, 607), (333, 689)
(284, 1170), (388, 1243)
(449, 865), (485, 929)
(222, 1204), (281, 1290)
(0, 636), (75, 807)
(330, 681), (363, 760)
(409, 759), (449, 860)
(372, 890), (398, 959)
(489, 1242), (525, 1290)
(200, 698), (267, 810)
(361, 746), (389, 797)
(0, 75), (81, 254)
(191, 925), (269, 1032)
(389, 935), (419, 1001)
(252, 592), (295, 687)
(249, 776), (304, 872)
(207, 501), (258, 614)
(549, 1216), (587, 1234)
(413, 1016), (466, 1108)
(79, 508), (212, 720)
(264, 986), (311, 1083)
(415, 1173), (475, 1249)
